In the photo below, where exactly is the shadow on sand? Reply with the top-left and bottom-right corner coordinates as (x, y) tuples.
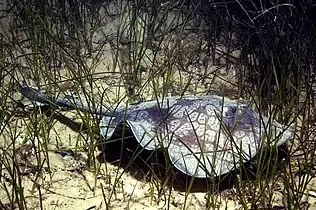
(51, 111), (288, 193)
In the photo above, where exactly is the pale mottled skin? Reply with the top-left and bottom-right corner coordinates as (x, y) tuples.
(100, 96), (294, 178)
(19, 86), (293, 178)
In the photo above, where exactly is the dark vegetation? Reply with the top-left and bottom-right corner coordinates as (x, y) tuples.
(1, 0), (316, 209)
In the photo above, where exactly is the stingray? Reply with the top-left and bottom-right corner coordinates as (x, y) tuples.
(19, 85), (294, 178)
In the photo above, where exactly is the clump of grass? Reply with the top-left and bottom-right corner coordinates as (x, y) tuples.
(0, 0), (316, 209)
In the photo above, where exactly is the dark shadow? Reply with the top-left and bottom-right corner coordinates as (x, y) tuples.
(96, 125), (289, 193)
(96, 128), (237, 192)
(41, 107), (90, 133)
(52, 112), (89, 133)
(43, 109), (288, 193)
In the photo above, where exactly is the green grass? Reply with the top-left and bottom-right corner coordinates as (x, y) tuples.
(0, 0), (315, 209)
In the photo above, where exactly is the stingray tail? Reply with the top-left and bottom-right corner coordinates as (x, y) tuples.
(19, 85), (113, 116)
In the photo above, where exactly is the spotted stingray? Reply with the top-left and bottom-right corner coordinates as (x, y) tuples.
(20, 85), (294, 178)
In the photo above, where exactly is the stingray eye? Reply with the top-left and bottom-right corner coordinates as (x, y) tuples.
(224, 106), (236, 117)
(230, 106), (237, 115)
(220, 106), (236, 129)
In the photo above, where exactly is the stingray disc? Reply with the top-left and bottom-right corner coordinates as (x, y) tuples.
(99, 95), (293, 178)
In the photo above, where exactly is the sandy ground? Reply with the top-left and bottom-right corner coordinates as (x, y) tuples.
(2, 62), (313, 209)
(0, 68), (242, 209)
(1, 2), (316, 210)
